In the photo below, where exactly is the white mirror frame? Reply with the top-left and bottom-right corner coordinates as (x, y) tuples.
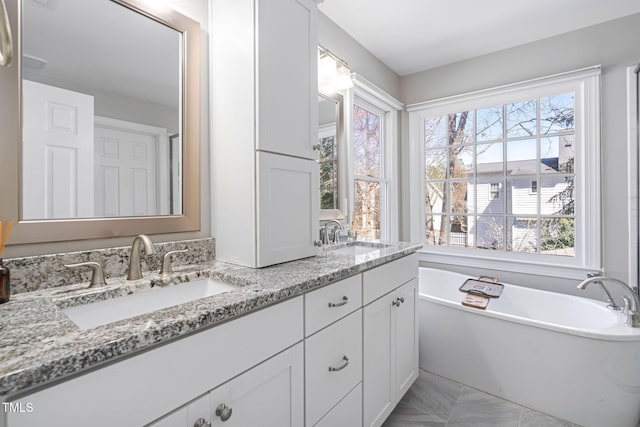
(0, 0), (200, 245)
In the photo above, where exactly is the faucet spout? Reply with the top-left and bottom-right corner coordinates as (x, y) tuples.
(127, 234), (156, 280)
(577, 276), (640, 327)
(322, 220), (345, 245)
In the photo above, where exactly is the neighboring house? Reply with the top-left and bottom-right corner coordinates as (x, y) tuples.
(446, 136), (574, 253)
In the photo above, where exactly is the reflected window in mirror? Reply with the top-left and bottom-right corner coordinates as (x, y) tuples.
(318, 92), (344, 216)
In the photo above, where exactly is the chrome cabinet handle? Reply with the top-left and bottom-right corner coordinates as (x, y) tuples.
(392, 296), (405, 307)
(215, 404), (233, 422)
(328, 355), (349, 372)
(328, 296), (348, 308)
(313, 143), (321, 151)
(314, 240), (323, 247)
(193, 418), (211, 427)
(0, 0), (12, 67)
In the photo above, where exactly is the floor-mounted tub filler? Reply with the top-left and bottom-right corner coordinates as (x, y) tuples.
(418, 267), (640, 427)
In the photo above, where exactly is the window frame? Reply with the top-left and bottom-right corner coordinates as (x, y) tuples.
(408, 66), (601, 279)
(344, 74), (402, 241)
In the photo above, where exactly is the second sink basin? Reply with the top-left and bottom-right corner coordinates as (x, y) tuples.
(61, 278), (238, 330)
(328, 242), (390, 256)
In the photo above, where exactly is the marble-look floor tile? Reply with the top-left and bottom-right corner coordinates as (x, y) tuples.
(382, 402), (447, 427)
(398, 370), (463, 421)
(519, 409), (582, 427)
(445, 387), (523, 427)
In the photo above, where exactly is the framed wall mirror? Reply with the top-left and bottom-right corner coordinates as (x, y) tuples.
(0, 0), (200, 244)
(318, 91), (347, 221)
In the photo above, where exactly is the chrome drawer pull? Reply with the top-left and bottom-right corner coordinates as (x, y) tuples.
(328, 296), (349, 308)
(193, 418), (211, 427)
(215, 404), (232, 422)
(328, 355), (349, 372)
(392, 296), (405, 307)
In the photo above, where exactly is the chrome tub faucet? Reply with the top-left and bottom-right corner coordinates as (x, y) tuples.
(577, 275), (640, 327)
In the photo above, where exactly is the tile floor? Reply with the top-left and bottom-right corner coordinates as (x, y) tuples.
(382, 369), (582, 427)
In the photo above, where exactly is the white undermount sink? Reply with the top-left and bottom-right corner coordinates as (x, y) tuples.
(328, 242), (389, 256)
(61, 278), (238, 330)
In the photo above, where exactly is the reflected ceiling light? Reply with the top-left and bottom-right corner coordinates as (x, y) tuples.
(318, 45), (353, 93)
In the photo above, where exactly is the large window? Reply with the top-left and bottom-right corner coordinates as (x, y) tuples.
(409, 68), (601, 276)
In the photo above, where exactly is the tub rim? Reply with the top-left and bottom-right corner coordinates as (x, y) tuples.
(418, 267), (640, 342)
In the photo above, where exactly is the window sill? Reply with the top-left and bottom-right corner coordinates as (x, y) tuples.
(417, 249), (599, 280)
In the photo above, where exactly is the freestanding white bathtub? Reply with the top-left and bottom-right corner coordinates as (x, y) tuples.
(418, 267), (640, 427)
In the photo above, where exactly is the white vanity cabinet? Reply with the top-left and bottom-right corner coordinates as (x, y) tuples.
(6, 297), (304, 427)
(211, 0), (320, 268)
(150, 343), (304, 427)
(362, 254), (419, 427)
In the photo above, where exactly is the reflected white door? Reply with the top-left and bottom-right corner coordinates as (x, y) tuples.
(22, 80), (95, 219)
(94, 123), (159, 217)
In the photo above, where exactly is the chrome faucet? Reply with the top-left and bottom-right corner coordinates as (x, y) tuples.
(322, 220), (345, 245)
(127, 234), (156, 280)
(585, 272), (621, 311)
(577, 276), (640, 327)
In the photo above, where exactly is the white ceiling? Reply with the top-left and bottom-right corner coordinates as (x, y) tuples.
(319, 0), (640, 76)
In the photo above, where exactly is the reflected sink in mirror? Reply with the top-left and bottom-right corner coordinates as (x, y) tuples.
(327, 242), (390, 256)
(61, 278), (238, 330)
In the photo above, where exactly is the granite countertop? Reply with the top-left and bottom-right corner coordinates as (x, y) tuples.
(0, 241), (421, 398)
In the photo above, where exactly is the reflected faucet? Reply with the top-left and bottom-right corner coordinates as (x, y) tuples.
(322, 220), (345, 245)
(127, 234), (156, 280)
(577, 276), (640, 327)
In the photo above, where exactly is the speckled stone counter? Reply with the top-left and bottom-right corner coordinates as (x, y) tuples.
(0, 241), (421, 398)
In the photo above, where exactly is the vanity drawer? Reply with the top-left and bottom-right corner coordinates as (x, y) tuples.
(305, 309), (362, 426)
(305, 274), (362, 336)
(314, 383), (362, 427)
(363, 253), (417, 305)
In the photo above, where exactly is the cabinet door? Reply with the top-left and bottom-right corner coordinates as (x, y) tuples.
(209, 343), (304, 426)
(257, 0), (317, 159)
(394, 279), (419, 399)
(363, 291), (395, 427)
(257, 152), (319, 267)
(363, 279), (419, 427)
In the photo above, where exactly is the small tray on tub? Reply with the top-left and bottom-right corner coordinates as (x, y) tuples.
(459, 278), (504, 298)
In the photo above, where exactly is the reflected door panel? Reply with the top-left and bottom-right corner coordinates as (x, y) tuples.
(95, 126), (159, 217)
(22, 80), (95, 220)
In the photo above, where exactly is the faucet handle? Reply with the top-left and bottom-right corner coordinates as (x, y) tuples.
(622, 296), (640, 327)
(160, 249), (188, 275)
(64, 261), (106, 288)
(622, 295), (631, 316)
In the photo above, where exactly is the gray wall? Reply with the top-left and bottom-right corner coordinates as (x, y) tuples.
(401, 12), (640, 298)
(318, 11), (402, 101)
